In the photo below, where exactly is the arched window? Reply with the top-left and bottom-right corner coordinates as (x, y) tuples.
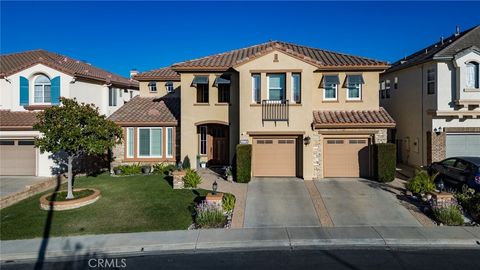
(34, 74), (51, 103)
(466, 62), (479, 89)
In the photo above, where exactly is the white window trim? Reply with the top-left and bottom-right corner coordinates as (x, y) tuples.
(266, 74), (285, 101)
(465, 62), (479, 89)
(291, 73), (301, 103)
(347, 83), (362, 101)
(199, 126), (207, 155)
(323, 83), (338, 101)
(427, 68), (436, 94)
(32, 74), (52, 105)
(385, 79), (391, 90)
(109, 88), (117, 107)
(126, 127), (134, 158)
(148, 82), (157, 93)
(137, 127), (163, 158)
(251, 74), (261, 103)
(166, 127), (174, 158)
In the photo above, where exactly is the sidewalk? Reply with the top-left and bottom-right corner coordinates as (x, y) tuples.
(1, 226), (479, 262)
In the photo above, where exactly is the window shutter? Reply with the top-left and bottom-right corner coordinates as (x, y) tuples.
(20, 76), (29, 106)
(51, 76), (61, 105)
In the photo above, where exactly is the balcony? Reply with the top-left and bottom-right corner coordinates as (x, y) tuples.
(262, 99), (289, 125)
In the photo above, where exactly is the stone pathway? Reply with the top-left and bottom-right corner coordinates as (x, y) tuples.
(197, 169), (247, 229)
(304, 181), (334, 227)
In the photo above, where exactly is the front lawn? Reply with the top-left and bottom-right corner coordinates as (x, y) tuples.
(0, 174), (207, 240)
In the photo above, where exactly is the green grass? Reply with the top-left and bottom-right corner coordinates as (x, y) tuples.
(46, 189), (95, 202)
(0, 174), (207, 240)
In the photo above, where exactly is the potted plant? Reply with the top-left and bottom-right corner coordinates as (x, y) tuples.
(225, 166), (233, 182)
(200, 162), (207, 169)
(113, 166), (122, 175)
(141, 165), (151, 174)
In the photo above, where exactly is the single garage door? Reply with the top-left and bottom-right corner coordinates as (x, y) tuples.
(446, 134), (480, 158)
(323, 138), (370, 178)
(0, 140), (36, 176)
(253, 138), (296, 177)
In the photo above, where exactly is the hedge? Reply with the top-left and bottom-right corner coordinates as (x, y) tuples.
(374, 143), (396, 183)
(236, 144), (252, 183)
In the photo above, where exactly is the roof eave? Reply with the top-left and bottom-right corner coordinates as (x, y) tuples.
(113, 121), (178, 127)
(314, 123), (396, 129)
(133, 76), (181, 82)
(316, 65), (390, 72)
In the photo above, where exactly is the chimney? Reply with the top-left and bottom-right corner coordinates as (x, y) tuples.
(440, 36), (444, 44)
(130, 69), (138, 79)
(455, 26), (460, 36)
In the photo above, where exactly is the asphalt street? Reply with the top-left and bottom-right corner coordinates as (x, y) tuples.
(2, 247), (480, 270)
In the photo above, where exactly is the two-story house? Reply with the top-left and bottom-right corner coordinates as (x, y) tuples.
(381, 26), (480, 167)
(0, 49), (139, 176)
(110, 41), (394, 179)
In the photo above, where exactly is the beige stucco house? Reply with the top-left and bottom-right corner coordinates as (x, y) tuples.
(110, 41), (395, 179)
(381, 25), (480, 167)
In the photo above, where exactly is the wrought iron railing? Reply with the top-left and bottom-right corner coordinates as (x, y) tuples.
(262, 99), (289, 125)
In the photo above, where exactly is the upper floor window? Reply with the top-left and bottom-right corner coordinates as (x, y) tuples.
(291, 73), (301, 103)
(148, 81), (157, 92)
(252, 74), (261, 104)
(394, 77), (398, 89)
(193, 75), (209, 103)
(346, 75), (364, 100)
(109, 88), (117, 106)
(323, 75), (339, 100)
(466, 62), (479, 89)
(267, 74), (286, 101)
(34, 75), (51, 103)
(427, 68), (436, 95)
(215, 75), (231, 103)
(385, 79), (391, 90)
(165, 82), (174, 93)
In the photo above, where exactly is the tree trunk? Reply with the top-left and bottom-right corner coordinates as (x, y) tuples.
(66, 155), (74, 199)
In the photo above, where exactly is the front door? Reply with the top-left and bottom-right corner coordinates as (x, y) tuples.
(208, 125), (229, 165)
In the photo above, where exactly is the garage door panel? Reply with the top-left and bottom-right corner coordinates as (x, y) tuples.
(0, 140), (36, 176)
(323, 138), (370, 178)
(253, 138), (296, 177)
(446, 134), (480, 158)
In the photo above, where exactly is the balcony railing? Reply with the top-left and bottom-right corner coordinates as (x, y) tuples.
(262, 99), (289, 125)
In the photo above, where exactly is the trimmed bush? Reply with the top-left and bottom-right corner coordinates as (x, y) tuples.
(222, 193), (236, 212)
(195, 202), (226, 228)
(432, 205), (464, 226)
(183, 169), (202, 188)
(182, 156), (191, 170)
(236, 144), (252, 183)
(113, 163), (142, 175)
(152, 163), (176, 176)
(406, 170), (436, 195)
(373, 143), (396, 182)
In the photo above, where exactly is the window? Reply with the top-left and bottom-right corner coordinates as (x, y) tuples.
(252, 74), (261, 103)
(380, 80), (385, 90)
(427, 69), (436, 95)
(0, 140), (15, 145)
(34, 75), (51, 103)
(199, 126), (207, 155)
(196, 84), (209, 103)
(394, 77), (398, 89)
(291, 73), (301, 103)
(218, 84), (230, 103)
(323, 75), (339, 100)
(18, 140), (34, 145)
(148, 82), (157, 92)
(346, 75), (364, 100)
(166, 127), (174, 158)
(165, 82), (174, 93)
(129, 90), (133, 99)
(109, 88), (117, 106)
(466, 62), (479, 88)
(138, 128), (162, 157)
(441, 158), (456, 167)
(386, 89), (390, 98)
(385, 79), (391, 90)
(380, 90), (385, 99)
(127, 128), (134, 158)
(267, 74), (285, 100)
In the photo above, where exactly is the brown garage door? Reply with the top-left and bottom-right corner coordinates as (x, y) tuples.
(0, 140), (36, 176)
(253, 138), (296, 177)
(323, 138), (370, 178)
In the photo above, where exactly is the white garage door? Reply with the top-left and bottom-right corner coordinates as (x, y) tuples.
(0, 140), (36, 176)
(446, 134), (480, 158)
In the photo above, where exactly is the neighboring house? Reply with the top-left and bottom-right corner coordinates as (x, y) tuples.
(0, 49), (139, 176)
(112, 41), (394, 179)
(380, 26), (480, 167)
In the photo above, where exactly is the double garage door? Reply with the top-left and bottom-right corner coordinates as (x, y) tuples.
(0, 139), (36, 176)
(446, 134), (480, 158)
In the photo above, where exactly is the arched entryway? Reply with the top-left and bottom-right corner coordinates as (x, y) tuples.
(195, 121), (229, 166)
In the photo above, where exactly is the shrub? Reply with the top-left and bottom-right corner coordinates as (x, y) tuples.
(373, 143), (396, 182)
(114, 163), (142, 175)
(183, 156), (191, 170)
(236, 144), (252, 183)
(222, 193), (236, 212)
(152, 163), (176, 175)
(432, 205), (464, 226)
(406, 170), (436, 194)
(183, 169), (202, 188)
(456, 191), (480, 222)
(195, 202), (226, 228)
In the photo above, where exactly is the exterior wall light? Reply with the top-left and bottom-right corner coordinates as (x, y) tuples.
(433, 127), (443, 135)
(303, 136), (311, 145)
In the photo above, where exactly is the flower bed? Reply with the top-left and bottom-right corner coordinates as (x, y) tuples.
(189, 193), (235, 229)
(39, 188), (101, 211)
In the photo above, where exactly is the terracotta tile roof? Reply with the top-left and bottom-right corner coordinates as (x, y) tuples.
(134, 66), (180, 81)
(0, 49), (139, 89)
(0, 110), (38, 130)
(386, 25), (480, 74)
(171, 41), (389, 71)
(312, 108), (395, 128)
(108, 96), (179, 126)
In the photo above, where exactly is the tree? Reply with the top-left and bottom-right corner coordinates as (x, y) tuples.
(34, 98), (122, 199)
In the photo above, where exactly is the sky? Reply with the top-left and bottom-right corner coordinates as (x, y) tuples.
(1, 1), (479, 77)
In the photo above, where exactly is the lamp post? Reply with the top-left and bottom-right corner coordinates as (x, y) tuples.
(212, 181), (218, 195)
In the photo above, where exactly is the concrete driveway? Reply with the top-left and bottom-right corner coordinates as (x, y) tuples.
(315, 178), (421, 227)
(0, 176), (50, 198)
(244, 178), (320, 228)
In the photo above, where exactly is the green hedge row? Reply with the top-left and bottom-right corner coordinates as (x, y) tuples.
(236, 144), (252, 183)
(374, 143), (396, 183)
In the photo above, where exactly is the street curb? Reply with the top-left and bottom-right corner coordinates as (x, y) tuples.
(1, 226), (479, 262)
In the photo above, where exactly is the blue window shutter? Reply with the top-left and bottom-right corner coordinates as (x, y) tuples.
(51, 76), (60, 105)
(20, 76), (29, 106)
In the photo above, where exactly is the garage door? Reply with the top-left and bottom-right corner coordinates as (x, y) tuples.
(253, 138), (296, 177)
(0, 140), (36, 176)
(323, 138), (370, 178)
(446, 134), (480, 157)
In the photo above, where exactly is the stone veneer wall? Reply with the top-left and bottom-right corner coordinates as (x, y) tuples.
(431, 131), (446, 163)
(312, 128), (388, 179)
